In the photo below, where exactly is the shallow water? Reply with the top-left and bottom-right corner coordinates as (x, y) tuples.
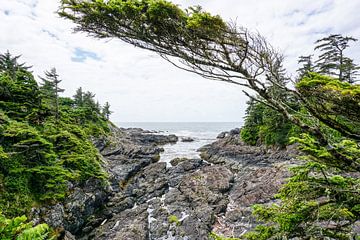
(117, 122), (242, 166)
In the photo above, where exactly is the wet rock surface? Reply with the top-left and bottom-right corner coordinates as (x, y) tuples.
(181, 137), (194, 142)
(38, 126), (299, 239)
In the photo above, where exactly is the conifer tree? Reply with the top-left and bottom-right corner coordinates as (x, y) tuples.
(73, 87), (84, 107)
(0, 51), (31, 80)
(83, 91), (96, 109)
(314, 34), (359, 82)
(39, 68), (64, 120)
(102, 102), (112, 120)
(297, 55), (314, 79)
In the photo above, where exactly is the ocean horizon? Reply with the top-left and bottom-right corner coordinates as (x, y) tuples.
(116, 121), (243, 131)
(115, 122), (243, 163)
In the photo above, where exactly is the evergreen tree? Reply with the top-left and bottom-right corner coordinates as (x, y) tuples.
(0, 51), (31, 80)
(314, 34), (359, 82)
(102, 101), (112, 120)
(39, 68), (64, 120)
(297, 55), (314, 79)
(83, 91), (96, 109)
(73, 87), (83, 107)
(0, 62), (41, 120)
(95, 101), (102, 113)
(0, 55), (110, 219)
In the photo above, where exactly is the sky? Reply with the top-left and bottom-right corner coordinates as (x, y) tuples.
(1, 0), (360, 122)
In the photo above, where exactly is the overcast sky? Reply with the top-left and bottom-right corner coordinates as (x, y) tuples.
(1, 0), (359, 122)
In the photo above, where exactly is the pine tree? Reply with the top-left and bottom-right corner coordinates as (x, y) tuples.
(0, 51), (31, 80)
(102, 102), (112, 120)
(73, 87), (84, 107)
(39, 68), (64, 120)
(95, 101), (101, 113)
(297, 55), (314, 80)
(314, 34), (358, 82)
(83, 91), (96, 109)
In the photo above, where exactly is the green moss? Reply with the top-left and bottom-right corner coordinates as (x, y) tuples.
(168, 215), (180, 226)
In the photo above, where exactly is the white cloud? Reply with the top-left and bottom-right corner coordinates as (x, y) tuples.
(1, 0), (359, 122)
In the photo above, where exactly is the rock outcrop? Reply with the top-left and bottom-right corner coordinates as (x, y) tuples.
(181, 137), (194, 142)
(199, 132), (299, 237)
(36, 126), (299, 239)
(31, 126), (178, 238)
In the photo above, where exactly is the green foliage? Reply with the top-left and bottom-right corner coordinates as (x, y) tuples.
(0, 212), (51, 240)
(39, 68), (64, 120)
(296, 73), (360, 148)
(0, 51), (30, 80)
(101, 101), (112, 120)
(0, 53), (110, 218)
(209, 232), (240, 240)
(247, 74), (360, 239)
(168, 215), (180, 226)
(186, 7), (226, 38)
(58, 0), (228, 44)
(0, 70), (41, 121)
(247, 161), (360, 239)
(241, 100), (300, 147)
(314, 34), (358, 83)
(297, 55), (314, 79)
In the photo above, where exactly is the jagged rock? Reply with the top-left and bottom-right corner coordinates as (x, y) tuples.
(125, 162), (168, 204)
(199, 132), (298, 238)
(37, 125), (305, 240)
(92, 204), (149, 240)
(124, 127), (178, 145)
(168, 158), (205, 187)
(181, 137), (194, 142)
(217, 131), (228, 139)
(33, 126), (179, 238)
(63, 231), (76, 240)
(33, 178), (110, 235)
(169, 157), (188, 166)
(229, 128), (240, 135)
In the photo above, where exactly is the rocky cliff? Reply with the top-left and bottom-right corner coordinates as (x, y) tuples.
(35, 126), (299, 239)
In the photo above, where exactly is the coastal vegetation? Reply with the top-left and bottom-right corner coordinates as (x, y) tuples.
(58, 0), (360, 239)
(0, 51), (112, 238)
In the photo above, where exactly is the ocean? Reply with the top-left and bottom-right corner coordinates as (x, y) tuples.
(116, 122), (243, 166)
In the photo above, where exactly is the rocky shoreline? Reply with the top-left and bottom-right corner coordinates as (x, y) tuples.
(34, 125), (299, 239)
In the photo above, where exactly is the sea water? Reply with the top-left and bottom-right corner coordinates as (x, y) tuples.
(116, 122), (242, 165)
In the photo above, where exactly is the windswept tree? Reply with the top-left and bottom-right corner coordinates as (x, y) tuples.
(58, 0), (359, 144)
(39, 68), (64, 120)
(314, 34), (359, 82)
(102, 101), (112, 120)
(59, 1), (360, 238)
